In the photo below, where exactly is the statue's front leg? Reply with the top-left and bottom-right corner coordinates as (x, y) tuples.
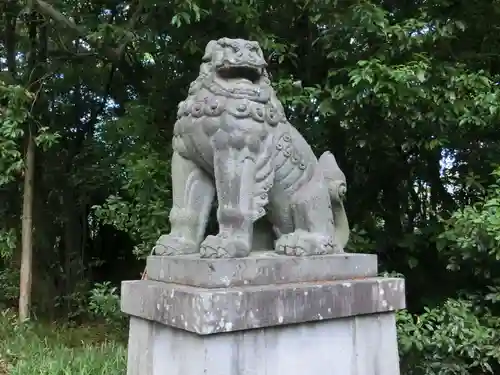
(153, 151), (214, 256)
(199, 129), (258, 258)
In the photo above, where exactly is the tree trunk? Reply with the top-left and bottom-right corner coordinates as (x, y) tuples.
(18, 2), (42, 321)
(19, 134), (36, 321)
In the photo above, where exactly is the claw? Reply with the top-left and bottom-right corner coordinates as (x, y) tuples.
(276, 231), (336, 256)
(216, 247), (230, 258)
(199, 234), (251, 258)
(153, 244), (169, 255)
(153, 234), (198, 256)
(200, 244), (218, 258)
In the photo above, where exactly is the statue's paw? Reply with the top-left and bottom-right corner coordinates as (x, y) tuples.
(275, 232), (301, 255)
(153, 234), (198, 256)
(200, 234), (251, 258)
(276, 231), (338, 256)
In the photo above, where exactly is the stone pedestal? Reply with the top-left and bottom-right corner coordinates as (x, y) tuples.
(121, 253), (406, 375)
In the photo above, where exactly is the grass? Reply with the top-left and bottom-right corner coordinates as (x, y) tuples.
(0, 310), (126, 374)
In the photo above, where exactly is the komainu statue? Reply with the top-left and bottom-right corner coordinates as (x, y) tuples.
(153, 38), (349, 258)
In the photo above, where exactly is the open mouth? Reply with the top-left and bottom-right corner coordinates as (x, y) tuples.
(216, 66), (262, 83)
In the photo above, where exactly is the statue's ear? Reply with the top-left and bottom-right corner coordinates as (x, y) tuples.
(202, 40), (217, 61)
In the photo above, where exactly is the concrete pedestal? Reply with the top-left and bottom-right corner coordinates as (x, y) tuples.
(121, 253), (406, 375)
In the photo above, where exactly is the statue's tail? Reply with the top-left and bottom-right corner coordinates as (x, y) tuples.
(318, 151), (350, 249)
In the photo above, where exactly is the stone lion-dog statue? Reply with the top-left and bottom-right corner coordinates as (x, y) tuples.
(153, 38), (349, 258)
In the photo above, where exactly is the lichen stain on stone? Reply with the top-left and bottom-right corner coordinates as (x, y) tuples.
(199, 294), (212, 310)
(221, 276), (231, 286)
(217, 318), (226, 330)
(234, 298), (242, 310)
(247, 310), (260, 326)
(122, 275), (406, 336)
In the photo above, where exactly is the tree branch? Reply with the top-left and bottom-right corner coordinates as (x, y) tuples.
(117, 0), (145, 55)
(34, 0), (147, 91)
(35, 0), (122, 60)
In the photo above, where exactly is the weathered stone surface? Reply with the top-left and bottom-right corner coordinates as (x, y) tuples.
(152, 37), (351, 258)
(121, 277), (405, 335)
(146, 253), (378, 288)
(126, 312), (401, 375)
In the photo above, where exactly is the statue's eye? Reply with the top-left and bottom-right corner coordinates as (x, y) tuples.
(247, 44), (260, 54)
(232, 45), (240, 52)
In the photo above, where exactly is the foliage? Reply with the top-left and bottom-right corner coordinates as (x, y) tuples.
(439, 167), (500, 277)
(400, 167), (500, 374)
(93, 104), (172, 259)
(0, 310), (126, 374)
(437, 167), (500, 329)
(88, 281), (126, 329)
(398, 299), (500, 375)
(0, 82), (29, 186)
(0, 228), (19, 308)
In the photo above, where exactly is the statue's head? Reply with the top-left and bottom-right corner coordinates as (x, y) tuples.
(194, 38), (271, 100)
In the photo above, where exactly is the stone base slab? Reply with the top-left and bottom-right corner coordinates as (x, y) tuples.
(146, 252), (378, 288)
(121, 277), (405, 335)
(126, 312), (401, 375)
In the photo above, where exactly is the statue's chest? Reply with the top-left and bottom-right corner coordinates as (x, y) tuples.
(174, 92), (284, 137)
(173, 91), (287, 169)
